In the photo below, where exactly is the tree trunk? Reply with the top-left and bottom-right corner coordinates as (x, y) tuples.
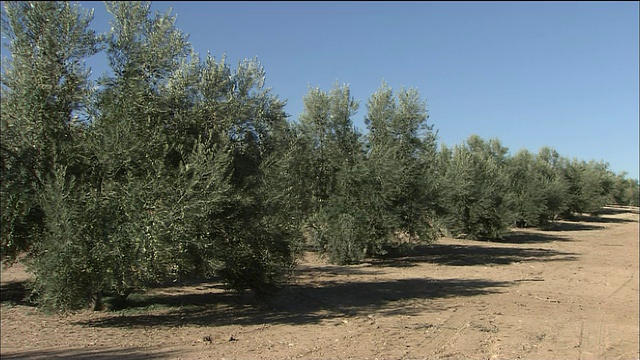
(92, 291), (103, 311)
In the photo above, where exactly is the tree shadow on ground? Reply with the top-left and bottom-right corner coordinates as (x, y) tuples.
(292, 264), (384, 278)
(75, 276), (512, 329)
(0, 280), (34, 306)
(495, 231), (571, 244)
(560, 214), (636, 225)
(542, 221), (606, 231)
(1, 347), (179, 360)
(593, 206), (639, 215)
(372, 243), (579, 268)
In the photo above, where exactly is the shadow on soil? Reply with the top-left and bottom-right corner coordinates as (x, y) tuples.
(75, 276), (512, 329)
(74, 232), (581, 329)
(496, 231), (571, 244)
(1, 347), (179, 360)
(373, 243), (579, 268)
(0, 280), (33, 306)
(594, 206), (639, 215)
(560, 213), (637, 225)
(542, 222), (606, 231)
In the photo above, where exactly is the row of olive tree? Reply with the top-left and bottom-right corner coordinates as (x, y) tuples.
(434, 139), (638, 240)
(2, 1), (637, 311)
(290, 81), (639, 255)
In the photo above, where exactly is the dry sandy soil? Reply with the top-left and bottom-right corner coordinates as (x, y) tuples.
(1, 206), (638, 360)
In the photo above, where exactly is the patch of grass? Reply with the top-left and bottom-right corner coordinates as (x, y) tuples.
(104, 292), (202, 315)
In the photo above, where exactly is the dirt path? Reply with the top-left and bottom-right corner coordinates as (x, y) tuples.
(2, 207), (638, 359)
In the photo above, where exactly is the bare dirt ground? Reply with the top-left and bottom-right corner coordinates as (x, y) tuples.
(2, 206), (638, 360)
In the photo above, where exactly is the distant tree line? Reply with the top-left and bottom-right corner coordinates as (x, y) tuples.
(2, 1), (638, 311)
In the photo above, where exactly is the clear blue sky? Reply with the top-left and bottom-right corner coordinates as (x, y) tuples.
(5, 1), (640, 178)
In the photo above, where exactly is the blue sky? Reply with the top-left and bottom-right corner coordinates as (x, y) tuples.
(4, 1), (640, 178)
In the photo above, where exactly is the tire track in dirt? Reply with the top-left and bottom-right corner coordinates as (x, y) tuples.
(414, 307), (473, 357)
(579, 313), (608, 360)
(609, 272), (635, 298)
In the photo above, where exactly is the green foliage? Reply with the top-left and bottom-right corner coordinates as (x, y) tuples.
(363, 83), (440, 250)
(299, 82), (440, 264)
(439, 136), (513, 240)
(1, 1), (100, 262)
(297, 83), (367, 263)
(506, 149), (546, 227)
(610, 172), (640, 207)
(560, 158), (614, 215)
(298, 83), (361, 204)
(505, 147), (569, 228)
(533, 147), (570, 224)
(30, 166), (100, 311)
